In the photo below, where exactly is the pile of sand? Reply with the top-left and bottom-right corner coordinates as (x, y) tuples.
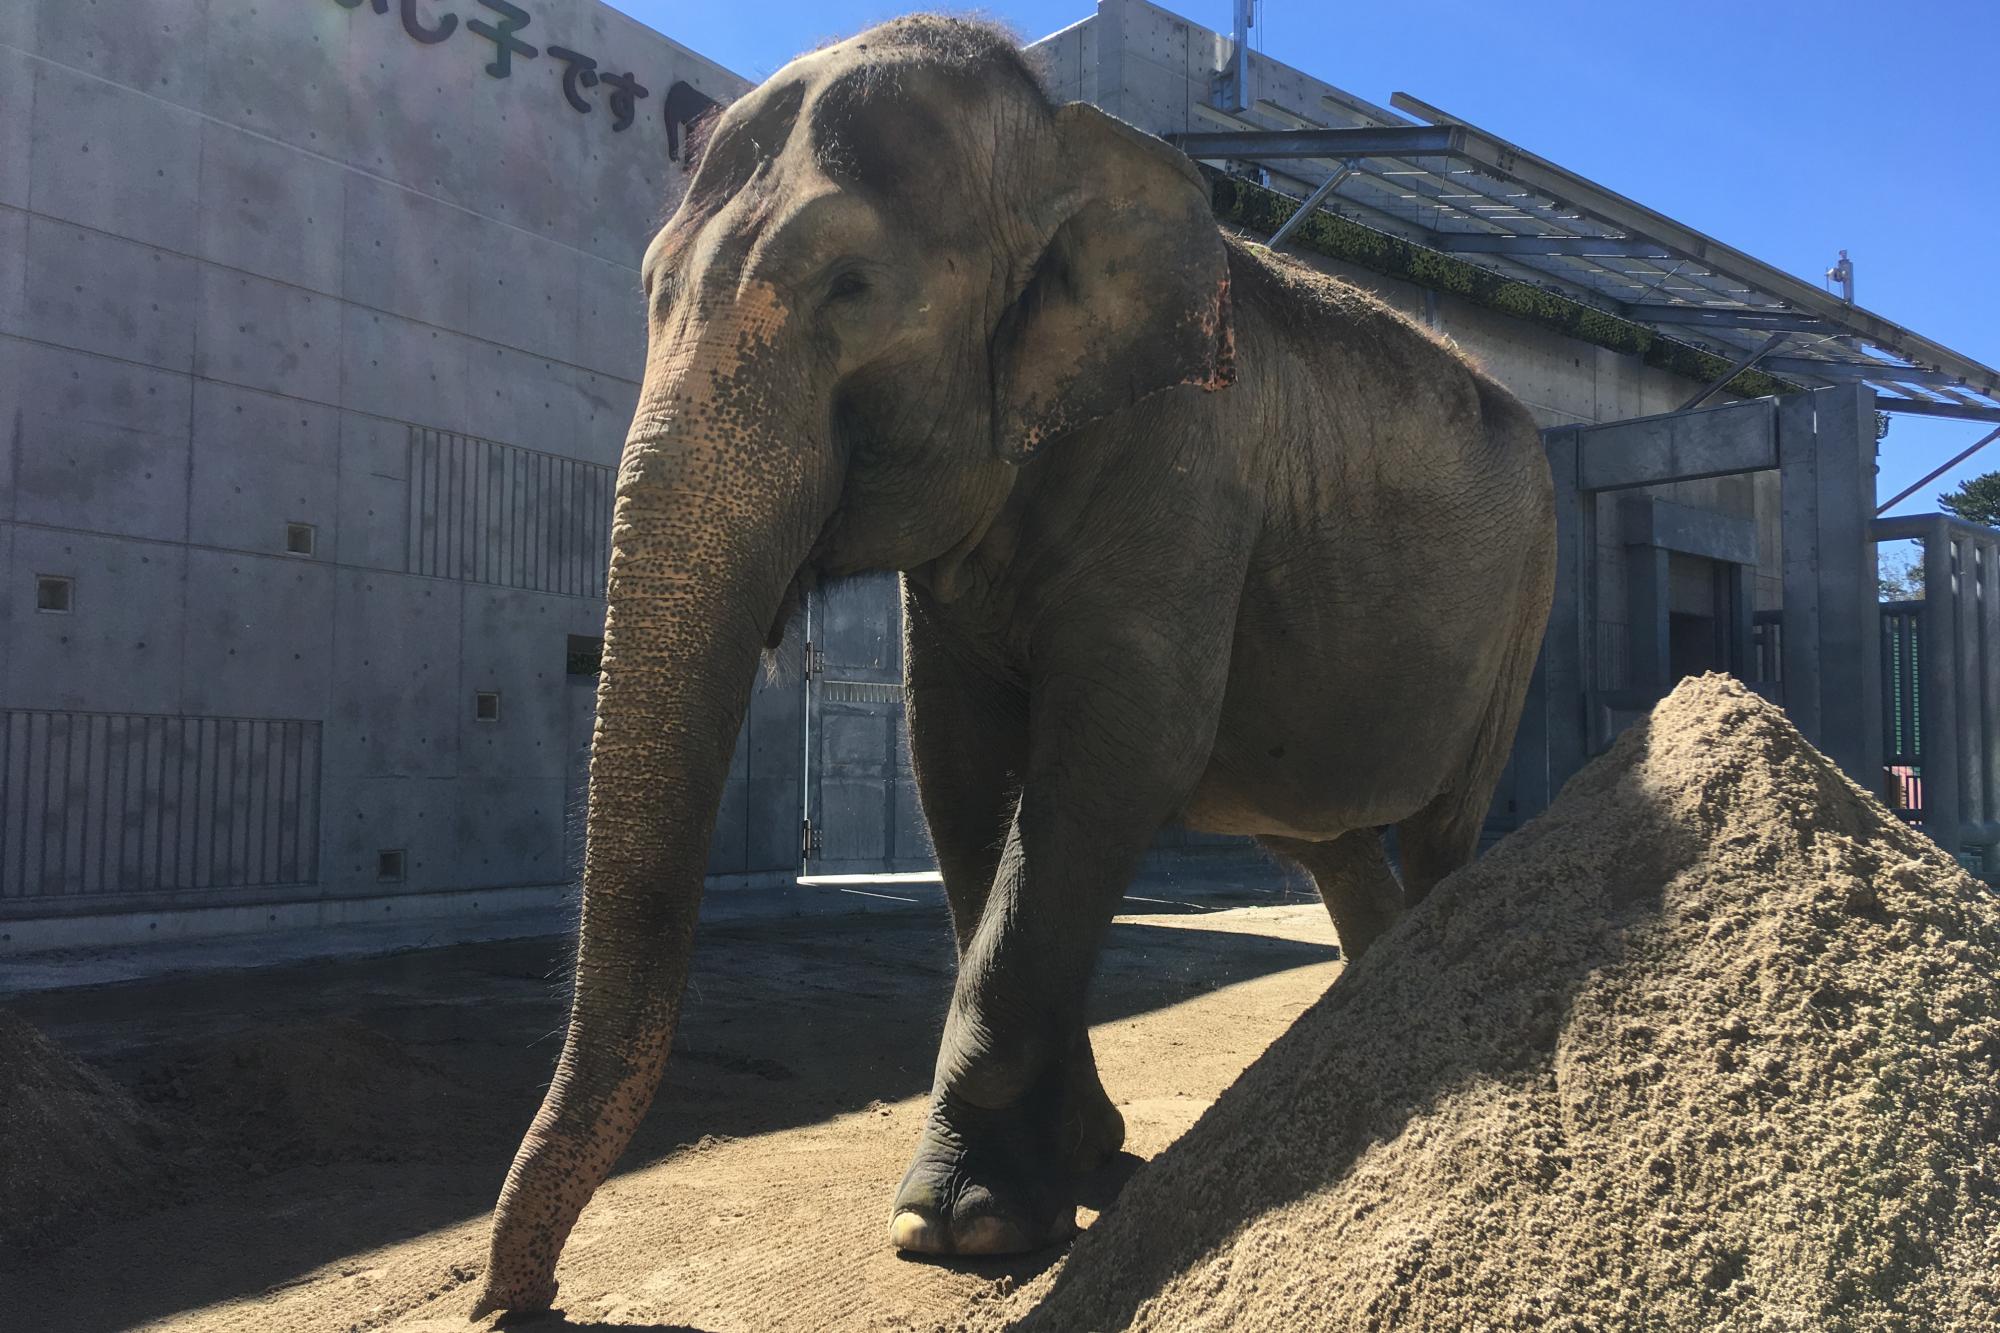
(974, 675), (2000, 1331)
(0, 1010), (169, 1250)
(137, 1019), (460, 1166)
(1, 1013), (457, 1247)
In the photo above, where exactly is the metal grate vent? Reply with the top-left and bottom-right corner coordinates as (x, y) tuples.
(823, 680), (904, 705)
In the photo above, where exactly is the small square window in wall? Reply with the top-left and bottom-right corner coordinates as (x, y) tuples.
(475, 691), (502, 722)
(36, 576), (74, 613)
(285, 522), (317, 556)
(567, 634), (604, 676)
(377, 849), (406, 882)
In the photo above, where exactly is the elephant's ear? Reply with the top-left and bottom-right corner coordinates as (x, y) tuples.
(990, 103), (1236, 464)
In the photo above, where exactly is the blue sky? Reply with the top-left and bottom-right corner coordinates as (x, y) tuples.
(608, 0), (1998, 517)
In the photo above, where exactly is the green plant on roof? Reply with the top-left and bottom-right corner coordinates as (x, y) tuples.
(1207, 170), (1797, 402)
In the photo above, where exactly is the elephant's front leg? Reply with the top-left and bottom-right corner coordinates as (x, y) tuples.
(904, 586), (1126, 1178)
(891, 629), (1227, 1256)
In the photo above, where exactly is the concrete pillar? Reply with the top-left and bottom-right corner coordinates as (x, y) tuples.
(1777, 392), (1825, 747)
(1728, 563), (1755, 680)
(1540, 427), (1589, 798)
(1979, 540), (2000, 848)
(1955, 537), (1985, 831)
(1922, 526), (1961, 859)
(1814, 384), (1884, 788)
(1623, 540), (1671, 698)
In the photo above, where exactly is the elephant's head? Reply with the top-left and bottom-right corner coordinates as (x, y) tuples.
(476, 16), (1233, 1315)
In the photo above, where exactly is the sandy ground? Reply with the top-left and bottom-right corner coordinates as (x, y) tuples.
(5, 894), (1339, 1332)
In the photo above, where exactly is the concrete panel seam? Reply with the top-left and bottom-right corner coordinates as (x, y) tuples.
(0, 324), (634, 466)
(6, 201), (642, 393)
(0, 516), (608, 605)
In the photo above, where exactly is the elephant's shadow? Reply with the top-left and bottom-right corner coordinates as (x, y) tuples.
(495, 1316), (715, 1333)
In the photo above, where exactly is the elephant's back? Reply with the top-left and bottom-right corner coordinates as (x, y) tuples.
(1223, 235), (1550, 527)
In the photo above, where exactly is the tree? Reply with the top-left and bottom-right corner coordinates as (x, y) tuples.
(1879, 546), (1925, 601)
(1938, 471), (2000, 526)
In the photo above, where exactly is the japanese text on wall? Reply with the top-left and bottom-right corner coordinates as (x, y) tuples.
(333, 0), (718, 157)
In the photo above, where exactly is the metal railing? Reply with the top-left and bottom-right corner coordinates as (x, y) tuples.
(407, 427), (615, 597)
(1873, 515), (2000, 868)
(1879, 600), (1924, 824)
(1752, 610), (1784, 690)
(1, 711), (322, 904)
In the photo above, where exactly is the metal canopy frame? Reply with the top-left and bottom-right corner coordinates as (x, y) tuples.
(1167, 98), (2000, 421)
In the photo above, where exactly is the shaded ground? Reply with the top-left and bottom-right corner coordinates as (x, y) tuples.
(4, 893), (1339, 1332)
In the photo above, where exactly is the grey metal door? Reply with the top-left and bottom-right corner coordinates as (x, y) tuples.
(801, 573), (934, 876)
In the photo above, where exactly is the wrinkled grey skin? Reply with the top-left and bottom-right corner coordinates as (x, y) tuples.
(476, 15), (1553, 1315)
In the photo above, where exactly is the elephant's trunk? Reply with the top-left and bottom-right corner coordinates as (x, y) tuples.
(475, 327), (825, 1315)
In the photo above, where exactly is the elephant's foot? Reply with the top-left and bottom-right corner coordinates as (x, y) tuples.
(888, 1094), (1077, 1257)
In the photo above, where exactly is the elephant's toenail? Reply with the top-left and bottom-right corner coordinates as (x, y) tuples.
(890, 1210), (944, 1253)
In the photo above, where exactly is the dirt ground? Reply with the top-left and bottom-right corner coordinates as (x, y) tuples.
(4, 891), (1339, 1332)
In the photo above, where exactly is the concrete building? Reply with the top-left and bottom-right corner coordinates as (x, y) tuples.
(1, 0), (749, 947)
(7, 0), (1998, 950)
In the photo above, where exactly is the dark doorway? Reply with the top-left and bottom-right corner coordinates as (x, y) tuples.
(1669, 610), (1724, 680)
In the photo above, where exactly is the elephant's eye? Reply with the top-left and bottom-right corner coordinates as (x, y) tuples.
(825, 270), (870, 304)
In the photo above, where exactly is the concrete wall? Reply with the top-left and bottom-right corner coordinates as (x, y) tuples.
(0, 0), (770, 922)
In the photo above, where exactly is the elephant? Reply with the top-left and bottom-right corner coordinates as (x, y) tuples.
(474, 14), (1554, 1316)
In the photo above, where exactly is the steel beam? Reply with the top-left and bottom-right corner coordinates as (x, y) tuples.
(1625, 304), (1828, 332)
(1268, 163), (1355, 249)
(1876, 396), (2000, 424)
(1437, 234), (1673, 259)
(1876, 425), (2000, 515)
(1181, 117), (2000, 402)
(1212, 0), (1257, 112)
(1677, 331), (1790, 413)
(1873, 511), (2000, 544)
(1576, 396), (1779, 491)
(1388, 92), (2000, 402)
(1168, 125), (1461, 160)
(1762, 356), (1972, 390)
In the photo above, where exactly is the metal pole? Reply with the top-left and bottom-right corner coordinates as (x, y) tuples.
(1233, 0), (1255, 112)
(1269, 163), (1355, 250)
(1876, 424), (2000, 515)
(1212, 0), (1257, 112)
(1675, 331), (1789, 413)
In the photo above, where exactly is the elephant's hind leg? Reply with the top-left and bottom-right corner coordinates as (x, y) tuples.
(1264, 829), (1406, 962)
(1397, 792), (1487, 907)
(1398, 567), (1549, 906)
